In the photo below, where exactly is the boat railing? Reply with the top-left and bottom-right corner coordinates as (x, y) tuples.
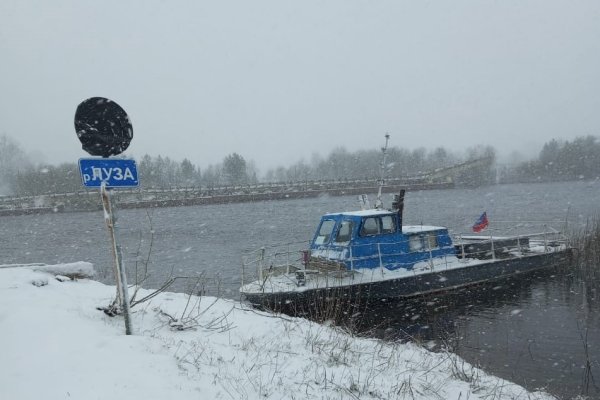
(241, 226), (570, 286)
(452, 219), (568, 237)
(454, 225), (569, 260)
(241, 240), (309, 287)
(242, 234), (453, 284)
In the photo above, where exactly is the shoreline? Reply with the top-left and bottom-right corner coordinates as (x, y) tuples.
(0, 262), (555, 400)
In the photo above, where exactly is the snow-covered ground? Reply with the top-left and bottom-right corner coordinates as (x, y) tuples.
(0, 263), (554, 400)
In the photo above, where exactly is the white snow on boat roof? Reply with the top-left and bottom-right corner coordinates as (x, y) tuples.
(403, 225), (446, 233)
(325, 209), (395, 217)
(323, 211), (447, 231)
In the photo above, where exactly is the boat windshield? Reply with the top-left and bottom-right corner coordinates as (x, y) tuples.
(315, 219), (336, 245)
(334, 220), (354, 243)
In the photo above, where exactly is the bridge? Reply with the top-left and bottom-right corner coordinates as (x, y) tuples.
(0, 177), (450, 216)
(0, 157), (491, 216)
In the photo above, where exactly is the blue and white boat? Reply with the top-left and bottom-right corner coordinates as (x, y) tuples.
(239, 138), (572, 310)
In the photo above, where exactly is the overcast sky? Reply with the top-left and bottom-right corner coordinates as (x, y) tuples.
(1, 0), (599, 171)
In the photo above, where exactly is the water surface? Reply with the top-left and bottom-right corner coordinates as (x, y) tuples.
(2, 181), (599, 398)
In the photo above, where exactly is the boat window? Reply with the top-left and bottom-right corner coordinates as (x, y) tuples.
(409, 235), (423, 252)
(360, 217), (380, 236)
(335, 220), (354, 243)
(360, 215), (396, 236)
(315, 219), (336, 245)
(381, 215), (396, 233)
(427, 233), (439, 249)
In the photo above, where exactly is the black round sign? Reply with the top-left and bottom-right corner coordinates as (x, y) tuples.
(74, 97), (133, 157)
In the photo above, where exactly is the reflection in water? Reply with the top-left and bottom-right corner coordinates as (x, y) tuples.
(345, 267), (599, 399)
(350, 269), (560, 342)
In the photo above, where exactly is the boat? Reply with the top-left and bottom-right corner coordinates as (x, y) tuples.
(239, 138), (572, 311)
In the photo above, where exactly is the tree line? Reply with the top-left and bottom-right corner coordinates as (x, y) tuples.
(500, 136), (600, 183)
(0, 136), (263, 196)
(1, 153), (259, 197)
(5, 132), (597, 197)
(261, 145), (496, 185)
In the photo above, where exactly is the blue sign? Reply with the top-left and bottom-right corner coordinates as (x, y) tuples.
(79, 158), (139, 188)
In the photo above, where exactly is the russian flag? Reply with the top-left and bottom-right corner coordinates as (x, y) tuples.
(472, 212), (489, 233)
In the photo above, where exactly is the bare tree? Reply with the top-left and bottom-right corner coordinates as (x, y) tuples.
(0, 134), (32, 195)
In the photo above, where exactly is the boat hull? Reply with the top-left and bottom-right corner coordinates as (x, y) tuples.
(242, 249), (573, 313)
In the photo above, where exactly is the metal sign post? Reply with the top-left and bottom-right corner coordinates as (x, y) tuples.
(75, 96), (137, 336)
(100, 183), (133, 335)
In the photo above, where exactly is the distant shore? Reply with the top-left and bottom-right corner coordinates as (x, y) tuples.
(0, 180), (452, 216)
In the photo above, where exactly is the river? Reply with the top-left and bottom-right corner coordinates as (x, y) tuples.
(1, 181), (599, 399)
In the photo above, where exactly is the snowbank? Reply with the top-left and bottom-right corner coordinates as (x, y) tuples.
(31, 261), (95, 278)
(0, 263), (553, 400)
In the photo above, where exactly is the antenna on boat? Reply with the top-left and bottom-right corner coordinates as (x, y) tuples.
(375, 133), (390, 209)
(358, 194), (371, 210)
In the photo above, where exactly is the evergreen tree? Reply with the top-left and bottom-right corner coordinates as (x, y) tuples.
(222, 153), (248, 185)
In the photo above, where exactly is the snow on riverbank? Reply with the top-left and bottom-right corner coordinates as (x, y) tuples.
(0, 263), (553, 400)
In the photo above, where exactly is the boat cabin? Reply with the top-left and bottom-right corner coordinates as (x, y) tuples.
(309, 209), (455, 271)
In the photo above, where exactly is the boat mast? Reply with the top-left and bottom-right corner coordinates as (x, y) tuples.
(375, 133), (390, 209)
